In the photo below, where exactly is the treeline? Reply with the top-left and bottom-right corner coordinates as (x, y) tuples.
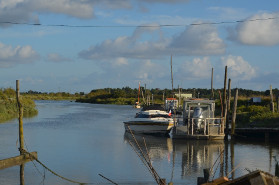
(76, 86), (279, 105)
(0, 88), (38, 123)
(23, 90), (83, 100)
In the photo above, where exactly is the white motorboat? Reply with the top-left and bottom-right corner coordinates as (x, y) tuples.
(124, 106), (174, 135)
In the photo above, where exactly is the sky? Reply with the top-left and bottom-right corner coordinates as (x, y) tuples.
(0, 0), (279, 93)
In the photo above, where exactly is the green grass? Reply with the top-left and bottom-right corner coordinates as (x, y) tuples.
(0, 88), (38, 123)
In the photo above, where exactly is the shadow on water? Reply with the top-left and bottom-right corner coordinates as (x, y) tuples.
(124, 131), (279, 184)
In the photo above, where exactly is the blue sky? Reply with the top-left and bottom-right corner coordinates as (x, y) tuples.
(0, 0), (279, 93)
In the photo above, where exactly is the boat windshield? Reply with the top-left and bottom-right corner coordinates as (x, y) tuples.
(135, 113), (171, 118)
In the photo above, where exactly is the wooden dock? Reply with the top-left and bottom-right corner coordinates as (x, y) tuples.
(234, 128), (279, 142)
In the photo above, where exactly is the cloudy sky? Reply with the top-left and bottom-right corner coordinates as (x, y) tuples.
(1, 0), (279, 93)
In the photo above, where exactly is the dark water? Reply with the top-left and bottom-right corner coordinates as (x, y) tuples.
(0, 101), (278, 185)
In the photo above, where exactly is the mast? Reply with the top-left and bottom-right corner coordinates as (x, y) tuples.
(138, 81), (140, 104)
(171, 55), (174, 92)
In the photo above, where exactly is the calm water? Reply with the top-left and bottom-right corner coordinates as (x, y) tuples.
(0, 101), (279, 185)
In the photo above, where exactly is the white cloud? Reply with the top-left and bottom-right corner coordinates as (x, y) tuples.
(0, 0), (133, 25)
(170, 24), (225, 55)
(230, 12), (279, 46)
(79, 26), (169, 60)
(221, 55), (256, 80)
(0, 42), (39, 68)
(79, 23), (225, 60)
(47, 53), (71, 63)
(177, 57), (212, 80)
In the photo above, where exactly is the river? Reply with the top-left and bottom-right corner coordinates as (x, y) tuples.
(0, 100), (278, 185)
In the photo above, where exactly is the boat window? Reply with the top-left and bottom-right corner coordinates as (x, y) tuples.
(150, 114), (171, 118)
(135, 114), (150, 118)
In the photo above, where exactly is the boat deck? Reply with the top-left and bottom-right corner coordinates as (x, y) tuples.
(171, 126), (225, 140)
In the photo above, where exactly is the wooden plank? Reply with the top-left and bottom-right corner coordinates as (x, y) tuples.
(0, 152), (37, 170)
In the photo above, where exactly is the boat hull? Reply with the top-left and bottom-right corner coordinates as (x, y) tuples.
(124, 121), (174, 135)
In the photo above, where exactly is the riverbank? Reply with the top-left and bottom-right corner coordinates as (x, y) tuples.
(0, 88), (38, 123)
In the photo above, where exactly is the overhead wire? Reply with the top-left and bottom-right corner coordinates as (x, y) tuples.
(0, 16), (278, 28)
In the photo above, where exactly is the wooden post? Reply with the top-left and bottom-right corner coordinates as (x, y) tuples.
(227, 79), (231, 112)
(231, 88), (238, 137)
(275, 161), (279, 177)
(0, 152), (38, 170)
(277, 95), (279, 113)
(211, 68), (214, 100)
(223, 66), (227, 120)
(219, 90), (223, 117)
(20, 164), (25, 185)
(16, 80), (24, 155)
(178, 85), (181, 108)
(225, 79), (231, 140)
(230, 140), (235, 179)
(270, 85), (274, 113)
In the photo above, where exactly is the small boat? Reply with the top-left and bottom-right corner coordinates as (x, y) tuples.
(124, 105), (174, 135)
(171, 99), (225, 140)
(199, 170), (279, 185)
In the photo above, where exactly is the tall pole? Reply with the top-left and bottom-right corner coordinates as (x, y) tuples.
(223, 66), (227, 118)
(223, 66), (228, 139)
(211, 68), (214, 99)
(178, 85), (181, 108)
(227, 79), (231, 112)
(270, 85), (274, 113)
(171, 55), (174, 92)
(138, 81), (140, 104)
(231, 88), (238, 137)
(226, 78), (231, 140)
(16, 80), (25, 185)
(16, 80), (24, 155)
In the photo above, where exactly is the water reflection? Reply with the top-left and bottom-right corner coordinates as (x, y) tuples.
(1, 101), (279, 185)
(124, 131), (279, 184)
(173, 140), (224, 178)
(124, 132), (226, 180)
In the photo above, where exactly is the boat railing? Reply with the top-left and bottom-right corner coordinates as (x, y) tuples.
(188, 117), (225, 136)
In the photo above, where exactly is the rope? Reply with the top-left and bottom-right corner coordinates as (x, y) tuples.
(20, 148), (92, 185)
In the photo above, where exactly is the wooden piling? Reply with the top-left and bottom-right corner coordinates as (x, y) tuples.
(223, 66), (228, 140)
(270, 85), (274, 113)
(227, 79), (231, 112)
(223, 66), (227, 120)
(275, 162), (279, 177)
(211, 68), (214, 99)
(16, 80), (24, 155)
(231, 88), (238, 137)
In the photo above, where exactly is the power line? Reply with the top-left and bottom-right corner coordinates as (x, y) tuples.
(0, 16), (278, 28)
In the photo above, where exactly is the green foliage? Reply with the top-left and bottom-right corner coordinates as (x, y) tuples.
(0, 88), (38, 123)
(23, 90), (79, 100)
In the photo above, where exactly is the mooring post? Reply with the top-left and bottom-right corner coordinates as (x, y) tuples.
(223, 66), (228, 140)
(270, 85), (274, 113)
(16, 80), (24, 155)
(231, 88), (238, 138)
(275, 161), (279, 177)
(211, 68), (214, 100)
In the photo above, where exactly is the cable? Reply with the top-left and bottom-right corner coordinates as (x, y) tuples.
(0, 16), (278, 28)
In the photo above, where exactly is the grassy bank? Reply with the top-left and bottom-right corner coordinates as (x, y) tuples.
(227, 96), (279, 128)
(23, 91), (80, 100)
(0, 88), (38, 123)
